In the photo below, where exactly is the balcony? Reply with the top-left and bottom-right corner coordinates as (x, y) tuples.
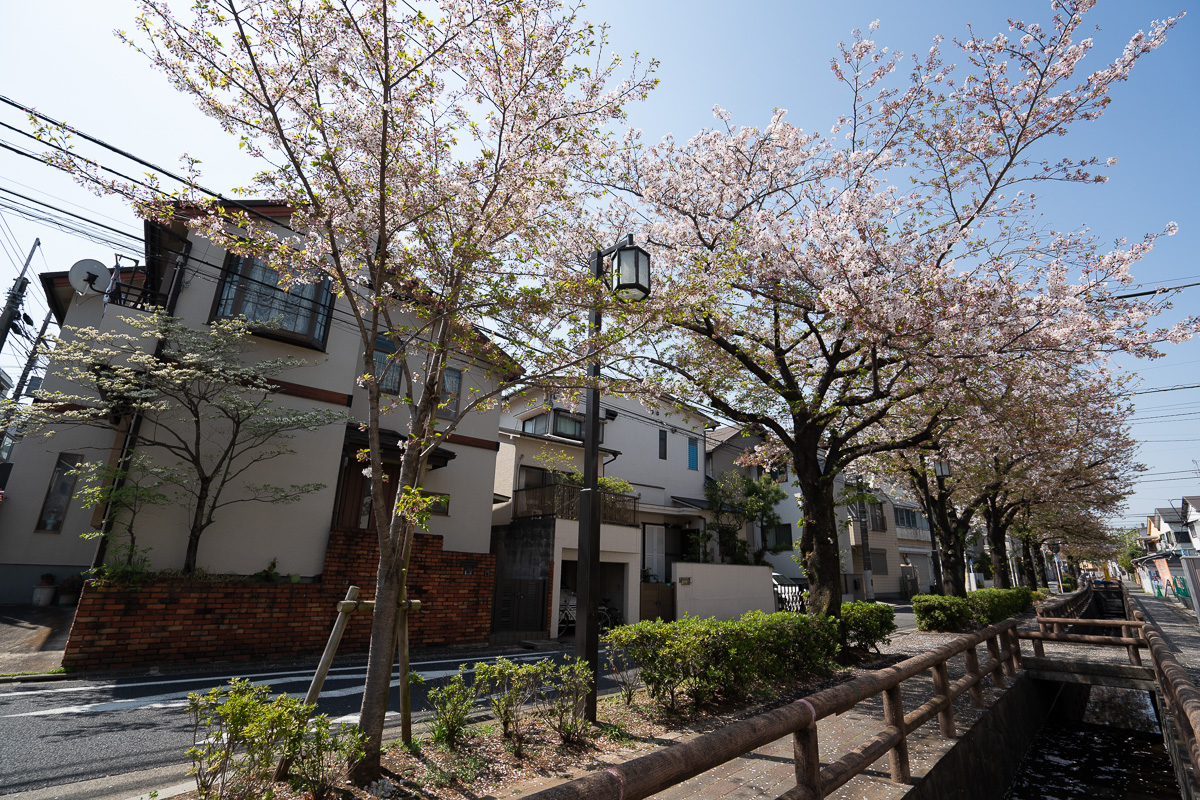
(513, 483), (638, 527)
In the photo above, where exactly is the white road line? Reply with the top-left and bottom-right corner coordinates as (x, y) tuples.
(0, 659), (547, 717)
(0, 651), (556, 700)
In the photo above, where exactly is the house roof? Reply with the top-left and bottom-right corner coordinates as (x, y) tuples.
(1155, 507), (1184, 523)
(706, 425), (749, 453)
(671, 495), (710, 510)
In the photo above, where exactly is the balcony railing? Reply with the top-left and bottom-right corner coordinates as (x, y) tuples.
(513, 483), (638, 527)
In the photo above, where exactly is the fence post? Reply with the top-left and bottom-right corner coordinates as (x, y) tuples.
(986, 636), (1008, 688)
(1005, 626), (1023, 669)
(793, 724), (823, 799)
(931, 662), (956, 738)
(964, 646), (986, 708)
(883, 685), (911, 783)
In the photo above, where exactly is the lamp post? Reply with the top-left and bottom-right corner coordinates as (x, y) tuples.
(577, 233), (650, 722)
(931, 459), (951, 595)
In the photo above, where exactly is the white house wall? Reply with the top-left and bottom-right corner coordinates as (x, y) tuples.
(672, 562), (774, 620)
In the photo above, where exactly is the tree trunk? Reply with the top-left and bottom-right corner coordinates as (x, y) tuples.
(1021, 538), (1039, 590)
(988, 525), (1012, 589)
(349, 552), (401, 784)
(797, 474), (842, 619)
(936, 527), (968, 597)
(1033, 546), (1049, 589)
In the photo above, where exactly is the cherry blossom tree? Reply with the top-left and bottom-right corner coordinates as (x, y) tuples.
(39, 0), (655, 780)
(602, 1), (1188, 616)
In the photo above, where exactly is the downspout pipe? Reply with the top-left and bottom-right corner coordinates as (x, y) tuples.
(90, 240), (191, 570)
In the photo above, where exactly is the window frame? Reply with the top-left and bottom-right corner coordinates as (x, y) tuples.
(766, 523), (793, 552)
(870, 548), (889, 575)
(210, 252), (335, 351)
(658, 429), (667, 460)
(687, 437), (699, 471)
(36, 453), (83, 533)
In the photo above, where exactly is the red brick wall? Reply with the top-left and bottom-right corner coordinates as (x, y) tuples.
(63, 530), (495, 671)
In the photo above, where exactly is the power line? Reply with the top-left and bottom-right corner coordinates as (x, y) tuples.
(0, 96), (298, 234)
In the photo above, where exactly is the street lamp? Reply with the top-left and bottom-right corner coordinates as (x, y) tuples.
(931, 459), (951, 594)
(577, 233), (651, 722)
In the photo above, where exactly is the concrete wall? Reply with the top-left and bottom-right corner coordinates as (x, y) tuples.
(671, 562), (774, 620)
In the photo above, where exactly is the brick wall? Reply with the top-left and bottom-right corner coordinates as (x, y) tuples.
(63, 530), (496, 671)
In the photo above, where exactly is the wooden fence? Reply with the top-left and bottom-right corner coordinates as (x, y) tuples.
(526, 620), (1020, 800)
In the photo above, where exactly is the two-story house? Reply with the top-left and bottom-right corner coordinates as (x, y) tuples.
(492, 394), (788, 641)
(0, 209), (506, 646)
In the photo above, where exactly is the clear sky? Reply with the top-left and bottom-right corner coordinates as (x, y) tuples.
(0, 0), (1196, 527)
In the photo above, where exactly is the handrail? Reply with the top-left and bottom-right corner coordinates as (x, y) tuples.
(1124, 579), (1200, 778)
(1031, 578), (1093, 658)
(527, 620), (1019, 800)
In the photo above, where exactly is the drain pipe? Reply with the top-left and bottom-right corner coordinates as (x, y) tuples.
(90, 240), (190, 570)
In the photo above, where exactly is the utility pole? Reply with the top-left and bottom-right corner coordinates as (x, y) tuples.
(9, 311), (51, 400)
(0, 238), (41, 355)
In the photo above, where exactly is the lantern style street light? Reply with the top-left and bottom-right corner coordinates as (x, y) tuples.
(576, 234), (651, 722)
(930, 459), (951, 594)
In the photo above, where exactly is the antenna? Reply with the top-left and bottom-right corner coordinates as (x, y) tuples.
(68, 259), (108, 295)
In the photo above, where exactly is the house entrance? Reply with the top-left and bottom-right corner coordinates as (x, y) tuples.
(558, 560), (627, 634)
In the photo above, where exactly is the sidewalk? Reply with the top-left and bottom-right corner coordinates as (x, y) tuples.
(0, 604), (74, 677)
(1125, 580), (1200, 684)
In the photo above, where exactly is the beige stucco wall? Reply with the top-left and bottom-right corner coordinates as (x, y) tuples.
(672, 562), (774, 620)
(550, 518), (640, 638)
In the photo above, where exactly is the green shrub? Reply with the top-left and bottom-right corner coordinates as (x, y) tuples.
(474, 657), (544, 742)
(912, 595), (974, 631)
(289, 715), (365, 800)
(428, 666), (478, 749)
(914, 587), (1035, 631)
(605, 639), (642, 706)
(1061, 574), (1078, 591)
(536, 658), (592, 744)
(602, 611), (838, 711)
(186, 678), (306, 800)
(840, 602), (897, 653)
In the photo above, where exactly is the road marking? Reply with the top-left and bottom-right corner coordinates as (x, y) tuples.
(0, 651), (557, 699)
(0, 654), (564, 718)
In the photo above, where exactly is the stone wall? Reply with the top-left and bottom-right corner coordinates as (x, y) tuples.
(62, 530), (496, 671)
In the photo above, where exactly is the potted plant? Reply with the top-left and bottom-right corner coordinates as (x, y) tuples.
(32, 573), (56, 606)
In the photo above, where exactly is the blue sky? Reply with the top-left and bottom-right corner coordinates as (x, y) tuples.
(0, 0), (1195, 526)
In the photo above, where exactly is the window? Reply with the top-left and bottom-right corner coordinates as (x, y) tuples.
(687, 437), (698, 470)
(213, 254), (334, 349)
(554, 411), (584, 439)
(373, 334), (402, 395)
(769, 465), (788, 483)
(36, 453), (82, 532)
(521, 413), (549, 434)
(541, 410), (602, 442)
(373, 339), (461, 418)
(870, 549), (889, 575)
(893, 507), (919, 529)
(868, 502), (887, 531)
(518, 466), (548, 489)
(423, 492), (450, 516)
(439, 368), (461, 419)
(765, 523), (793, 552)
(658, 429), (667, 460)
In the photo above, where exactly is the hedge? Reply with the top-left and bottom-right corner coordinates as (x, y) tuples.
(913, 586), (1034, 631)
(602, 611), (839, 710)
(840, 601), (898, 653)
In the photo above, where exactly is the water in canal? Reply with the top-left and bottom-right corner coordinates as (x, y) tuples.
(1004, 686), (1179, 799)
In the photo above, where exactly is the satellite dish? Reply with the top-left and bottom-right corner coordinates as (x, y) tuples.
(68, 259), (109, 295)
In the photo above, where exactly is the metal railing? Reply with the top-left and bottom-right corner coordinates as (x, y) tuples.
(1123, 582), (1200, 781)
(527, 620), (1020, 800)
(512, 483), (638, 527)
(774, 584), (806, 613)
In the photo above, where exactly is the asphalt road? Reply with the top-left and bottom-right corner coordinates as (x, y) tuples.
(0, 648), (580, 798)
